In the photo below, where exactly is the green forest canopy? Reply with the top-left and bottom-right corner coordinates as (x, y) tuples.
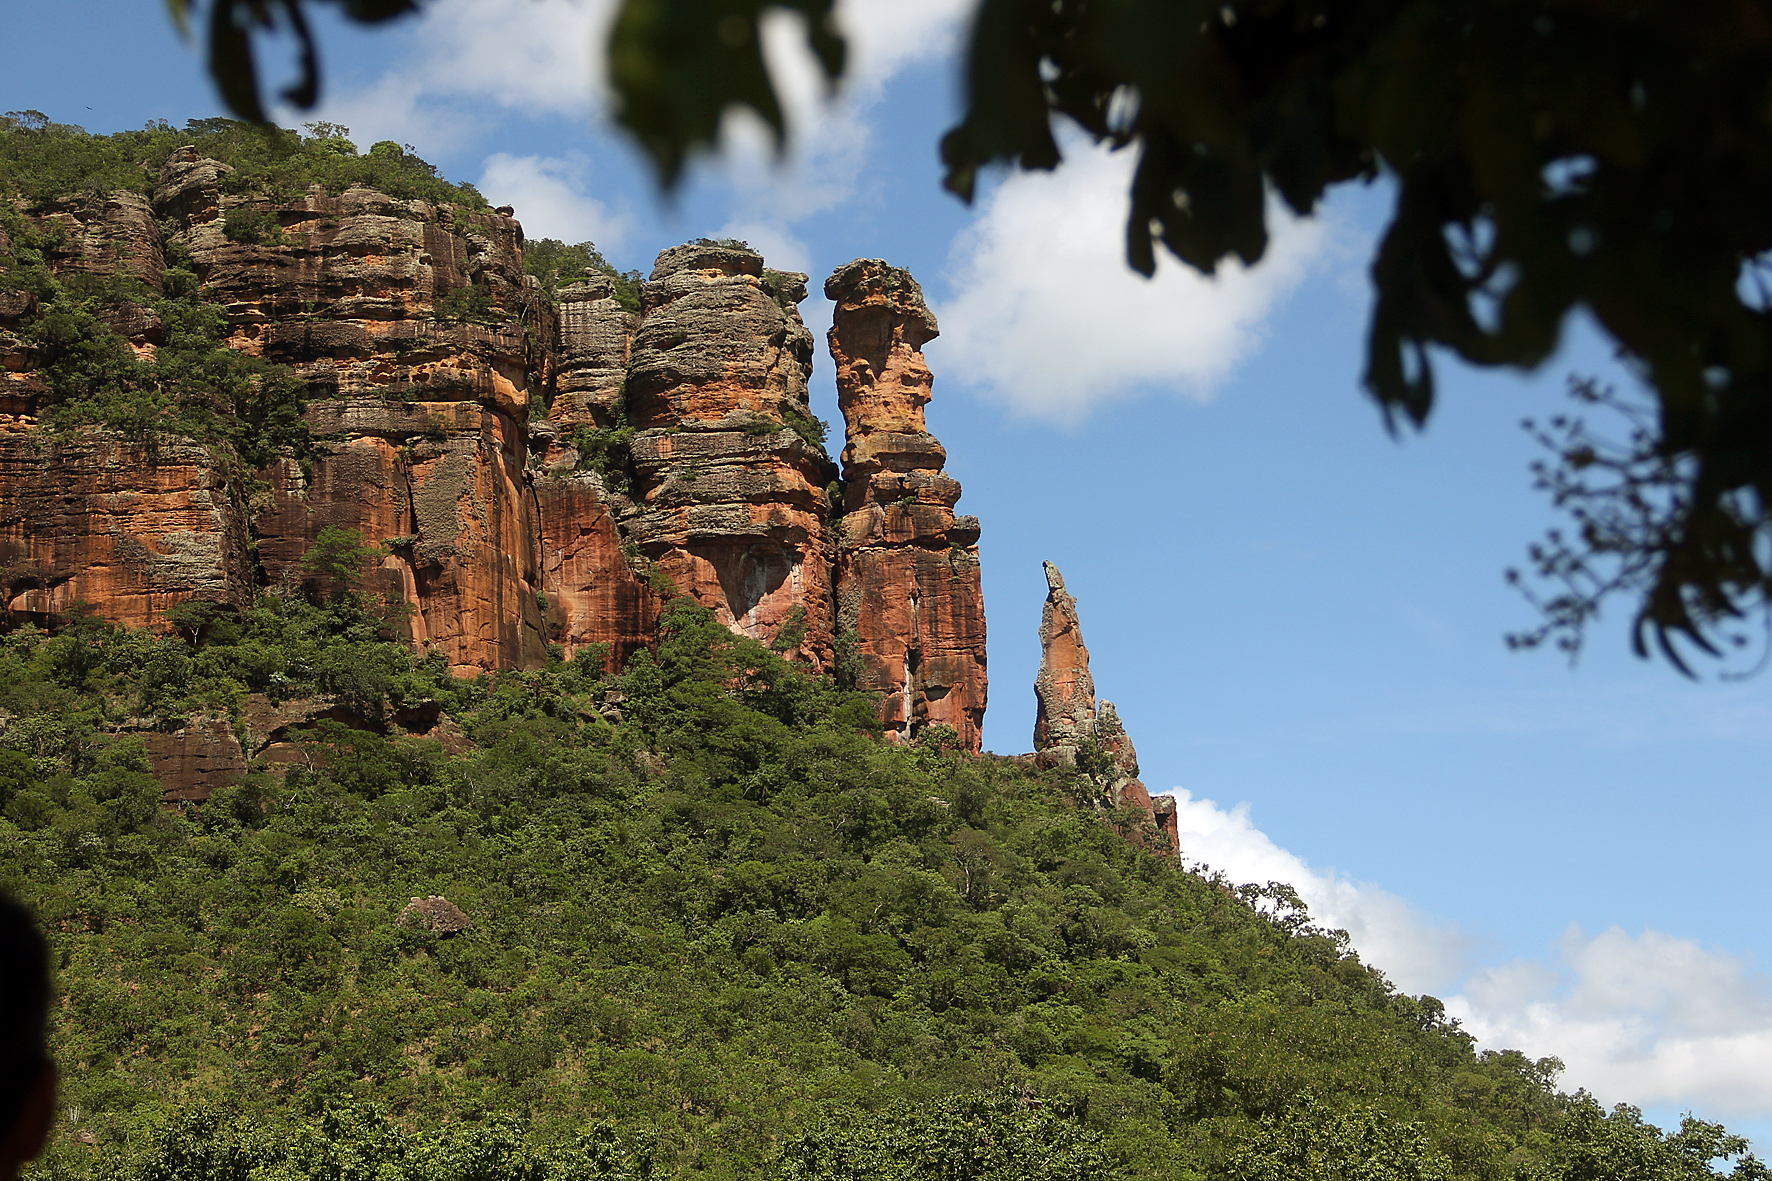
(1, 588), (1767, 1181)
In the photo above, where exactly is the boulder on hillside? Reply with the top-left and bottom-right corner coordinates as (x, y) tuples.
(396, 895), (470, 936)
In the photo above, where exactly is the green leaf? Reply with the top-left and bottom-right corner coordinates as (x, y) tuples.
(608, 0), (846, 189)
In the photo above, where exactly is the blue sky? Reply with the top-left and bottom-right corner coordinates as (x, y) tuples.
(13, 0), (1772, 1147)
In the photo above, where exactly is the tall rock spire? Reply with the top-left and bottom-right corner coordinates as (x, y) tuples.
(622, 243), (838, 668)
(827, 259), (987, 750)
(1032, 561), (1178, 853)
(1032, 561), (1096, 750)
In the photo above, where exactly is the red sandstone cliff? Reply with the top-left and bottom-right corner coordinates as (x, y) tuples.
(0, 177), (249, 627)
(0, 153), (1016, 794)
(158, 149), (555, 674)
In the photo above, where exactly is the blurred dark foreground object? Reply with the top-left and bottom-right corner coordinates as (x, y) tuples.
(0, 892), (53, 1181)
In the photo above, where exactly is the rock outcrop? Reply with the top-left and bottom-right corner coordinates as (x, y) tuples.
(0, 151), (1003, 796)
(623, 244), (837, 667)
(827, 259), (987, 750)
(1032, 561), (1176, 853)
(143, 718), (249, 805)
(396, 895), (471, 935)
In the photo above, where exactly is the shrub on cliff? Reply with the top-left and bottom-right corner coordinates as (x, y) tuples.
(0, 209), (313, 463)
(523, 237), (643, 311)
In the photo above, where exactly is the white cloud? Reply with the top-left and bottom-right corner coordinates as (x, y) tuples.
(291, 0), (609, 156)
(1449, 928), (1772, 1118)
(1161, 789), (1469, 993)
(1165, 785), (1772, 1125)
(477, 153), (633, 249)
(935, 137), (1333, 423)
(712, 0), (968, 230)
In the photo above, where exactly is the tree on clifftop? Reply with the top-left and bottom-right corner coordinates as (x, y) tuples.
(168, 0), (1772, 671)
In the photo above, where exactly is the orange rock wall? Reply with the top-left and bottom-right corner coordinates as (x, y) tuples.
(0, 431), (252, 628)
(826, 259), (987, 750)
(0, 156), (1002, 769)
(533, 470), (656, 671)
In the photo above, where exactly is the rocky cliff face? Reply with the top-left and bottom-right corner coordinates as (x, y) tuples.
(827, 259), (986, 750)
(159, 149), (556, 674)
(0, 147), (999, 792)
(0, 434), (252, 629)
(1032, 562), (1176, 853)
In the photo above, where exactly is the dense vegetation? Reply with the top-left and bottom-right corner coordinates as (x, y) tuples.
(0, 580), (1764, 1181)
(0, 112), (486, 209)
(522, 238), (643, 313)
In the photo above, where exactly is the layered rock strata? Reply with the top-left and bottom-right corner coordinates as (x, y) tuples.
(158, 149), (560, 673)
(0, 184), (249, 626)
(827, 259), (987, 750)
(623, 244), (837, 668)
(1033, 561), (1176, 852)
(0, 433), (252, 628)
(549, 274), (635, 430)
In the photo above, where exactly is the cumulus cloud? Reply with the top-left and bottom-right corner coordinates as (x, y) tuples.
(1449, 928), (1772, 1117)
(709, 0), (970, 243)
(477, 153), (633, 248)
(1161, 789), (1469, 994)
(935, 137), (1333, 423)
(1164, 786), (1772, 1124)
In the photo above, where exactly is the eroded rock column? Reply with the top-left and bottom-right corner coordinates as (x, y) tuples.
(1033, 561), (1174, 853)
(623, 243), (837, 668)
(827, 259), (987, 750)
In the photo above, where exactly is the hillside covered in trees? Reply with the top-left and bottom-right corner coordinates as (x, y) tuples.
(0, 590), (1764, 1181)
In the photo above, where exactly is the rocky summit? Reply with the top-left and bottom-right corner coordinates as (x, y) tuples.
(0, 147), (996, 792)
